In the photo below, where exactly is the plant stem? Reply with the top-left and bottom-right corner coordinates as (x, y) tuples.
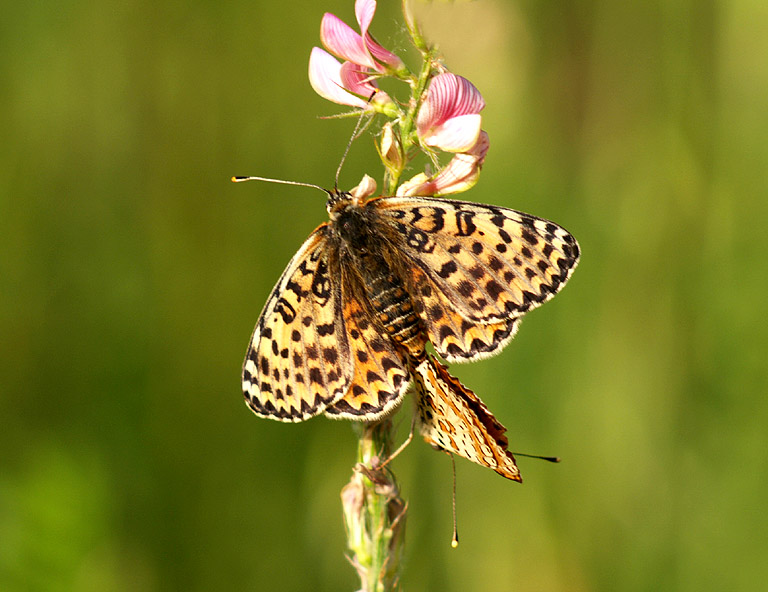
(342, 420), (407, 592)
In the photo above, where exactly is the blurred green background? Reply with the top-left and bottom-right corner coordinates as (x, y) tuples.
(2, 0), (767, 590)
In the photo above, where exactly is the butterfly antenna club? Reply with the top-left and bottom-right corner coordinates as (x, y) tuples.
(512, 452), (561, 463)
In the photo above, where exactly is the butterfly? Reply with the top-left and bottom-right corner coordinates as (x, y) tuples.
(241, 188), (579, 481)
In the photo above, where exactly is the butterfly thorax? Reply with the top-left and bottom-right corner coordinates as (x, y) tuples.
(334, 202), (427, 361)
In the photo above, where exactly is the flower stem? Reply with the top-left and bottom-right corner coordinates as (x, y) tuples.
(342, 420), (407, 592)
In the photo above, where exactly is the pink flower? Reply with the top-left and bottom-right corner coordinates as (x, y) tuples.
(320, 0), (404, 74)
(417, 73), (485, 152)
(397, 131), (489, 196)
(309, 0), (402, 111)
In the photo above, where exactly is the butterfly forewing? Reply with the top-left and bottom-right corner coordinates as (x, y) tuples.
(371, 197), (580, 326)
(242, 227), (352, 421)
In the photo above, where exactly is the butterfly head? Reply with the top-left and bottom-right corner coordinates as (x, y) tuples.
(326, 189), (357, 219)
(327, 174), (378, 219)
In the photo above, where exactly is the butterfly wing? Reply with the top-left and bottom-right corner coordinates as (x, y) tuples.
(324, 264), (410, 420)
(242, 226), (353, 422)
(409, 264), (521, 362)
(412, 354), (521, 482)
(370, 197), (579, 360)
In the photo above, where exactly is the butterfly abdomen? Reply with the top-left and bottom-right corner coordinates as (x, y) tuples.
(366, 268), (425, 355)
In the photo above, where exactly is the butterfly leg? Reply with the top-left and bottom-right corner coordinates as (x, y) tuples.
(372, 412), (417, 472)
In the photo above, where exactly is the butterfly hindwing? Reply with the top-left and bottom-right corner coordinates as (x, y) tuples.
(242, 226), (352, 422)
(407, 265), (521, 362)
(324, 268), (410, 420)
(412, 354), (521, 482)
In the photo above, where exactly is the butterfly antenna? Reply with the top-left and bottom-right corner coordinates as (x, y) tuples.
(236, 93), (375, 195)
(451, 454), (459, 548)
(334, 95), (375, 190)
(512, 452), (561, 463)
(231, 176), (332, 198)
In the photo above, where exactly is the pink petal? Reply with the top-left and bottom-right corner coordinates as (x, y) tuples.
(468, 130), (490, 160)
(354, 0), (403, 71)
(422, 113), (483, 152)
(365, 33), (404, 71)
(396, 173), (434, 197)
(339, 62), (394, 108)
(417, 73), (485, 135)
(431, 131), (489, 194)
(320, 13), (376, 69)
(431, 153), (481, 195)
(399, 131), (490, 196)
(349, 174), (377, 199)
(339, 61), (379, 98)
(308, 47), (368, 107)
(355, 0), (377, 34)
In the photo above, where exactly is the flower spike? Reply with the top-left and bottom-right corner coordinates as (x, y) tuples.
(308, 1), (490, 196)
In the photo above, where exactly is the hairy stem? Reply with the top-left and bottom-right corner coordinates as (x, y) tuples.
(342, 420), (407, 592)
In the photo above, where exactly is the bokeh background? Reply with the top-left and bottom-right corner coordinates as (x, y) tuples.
(2, 0), (767, 590)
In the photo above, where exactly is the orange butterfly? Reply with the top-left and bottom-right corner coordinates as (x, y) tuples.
(242, 188), (579, 480)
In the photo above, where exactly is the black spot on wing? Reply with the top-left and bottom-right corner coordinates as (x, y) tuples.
(438, 260), (458, 278)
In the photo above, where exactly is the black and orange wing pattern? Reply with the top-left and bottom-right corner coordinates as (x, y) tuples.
(324, 268), (410, 420)
(412, 354), (521, 482)
(242, 190), (579, 481)
(243, 223), (412, 423)
(369, 197), (579, 360)
(242, 226), (353, 421)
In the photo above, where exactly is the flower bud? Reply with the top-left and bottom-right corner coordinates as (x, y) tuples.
(379, 122), (404, 173)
